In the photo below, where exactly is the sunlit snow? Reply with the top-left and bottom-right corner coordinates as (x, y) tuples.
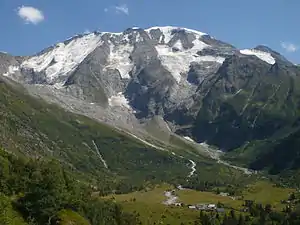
(3, 66), (19, 76)
(156, 38), (225, 83)
(184, 136), (195, 142)
(146, 26), (207, 44)
(240, 49), (276, 65)
(104, 42), (134, 79)
(173, 40), (184, 51)
(53, 82), (65, 89)
(135, 33), (144, 42)
(108, 92), (131, 109)
(146, 26), (174, 44)
(21, 33), (102, 82)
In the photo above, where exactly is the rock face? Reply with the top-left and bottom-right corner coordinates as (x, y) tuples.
(2, 26), (300, 171)
(192, 54), (300, 149)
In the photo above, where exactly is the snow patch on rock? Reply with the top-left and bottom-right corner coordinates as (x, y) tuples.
(100, 31), (122, 36)
(173, 40), (184, 51)
(104, 42), (134, 79)
(21, 33), (102, 82)
(240, 49), (275, 65)
(53, 82), (65, 89)
(184, 136), (195, 142)
(146, 26), (174, 43)
(3, 66), (19, 76)
(155, 39), (225, 83)
(146, 26), (207, 44)
(108, 92), (131, 109)
(184, 27), (207, 37)
(135, 33), (144, 42)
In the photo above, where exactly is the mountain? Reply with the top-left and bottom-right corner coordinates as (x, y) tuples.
(2, 26), (300, 176)
(0, 75), (193, 186)
(0, 65), (248, 193)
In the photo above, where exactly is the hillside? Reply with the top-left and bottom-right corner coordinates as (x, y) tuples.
(0, 75), (257, 194)
(0, 77), (192, 188)
(0, 147), (141, 225)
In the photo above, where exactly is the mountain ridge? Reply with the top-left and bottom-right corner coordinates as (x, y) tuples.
(1, 25), (300, 176)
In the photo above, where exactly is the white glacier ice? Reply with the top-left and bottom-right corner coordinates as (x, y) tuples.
(240, 49), (276, 65)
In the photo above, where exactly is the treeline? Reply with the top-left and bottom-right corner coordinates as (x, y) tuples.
(194, 201), (300, 225)
(0, 148), (141, 225)
(181, 177), (245, 196)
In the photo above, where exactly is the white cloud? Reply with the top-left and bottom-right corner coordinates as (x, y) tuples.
(17, 6), (44, 25)
(281, 42), (298, 53)
(104, 4), (129, 16)
(115, 4), (129, 15)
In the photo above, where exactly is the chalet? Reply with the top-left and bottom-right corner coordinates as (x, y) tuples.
(188, 205), (197, 209)
(219, 192), (229, 197)
(208, 204), (217, 210)
(174, 203), (183, 207)
(196, 204), (208, 210)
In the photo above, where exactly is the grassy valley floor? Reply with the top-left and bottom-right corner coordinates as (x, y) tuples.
(103, 181), (295, 225)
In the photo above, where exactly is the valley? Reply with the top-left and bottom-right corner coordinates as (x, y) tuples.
(1, 24), (300, 225)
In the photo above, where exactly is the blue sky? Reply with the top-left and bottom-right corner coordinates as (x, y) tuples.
(1, 0), (299, 63)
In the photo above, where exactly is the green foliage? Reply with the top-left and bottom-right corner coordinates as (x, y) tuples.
(0, 193), (27, 225)
(224, 126), (300, 184)
(57, 210), (90, 225)
(0, 147), (141, 225)
(0, 79), (257, 194)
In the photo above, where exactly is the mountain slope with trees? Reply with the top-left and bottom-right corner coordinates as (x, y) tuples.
(0, 148), (141, 225)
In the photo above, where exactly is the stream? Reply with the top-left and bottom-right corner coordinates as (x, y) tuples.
(184, 137), (255, 175)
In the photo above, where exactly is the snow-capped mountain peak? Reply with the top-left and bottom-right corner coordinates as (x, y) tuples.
(11, 26), (213, 85)
(0, 25), (295, 157)
(3, 26), (286, 92)
(145, 26), (207, 43)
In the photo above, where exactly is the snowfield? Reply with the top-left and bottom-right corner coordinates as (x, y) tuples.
(108, 93), (132, 109)
(3, 66), (19, 76)
(21, 33), (103, 82)
(155, 39), (224, 83)
(104, 42), (134, 79)
(240, 49), (276, 65)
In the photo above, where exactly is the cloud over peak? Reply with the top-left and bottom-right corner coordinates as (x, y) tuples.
(115, 4), (129, 15)
(104, 4), (129, 16)
(281, 42), (298, 53)
(17, 6), (44, 25)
